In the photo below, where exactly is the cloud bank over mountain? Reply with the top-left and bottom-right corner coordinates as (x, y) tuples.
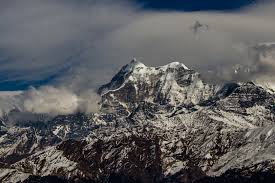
(0, 86), (100, 118)
(1, 0), (275, 116)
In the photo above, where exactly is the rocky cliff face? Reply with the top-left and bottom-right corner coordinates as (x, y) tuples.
(1, 60), (275, 183)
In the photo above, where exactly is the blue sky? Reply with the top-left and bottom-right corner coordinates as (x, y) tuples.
(134, 0), (256, 11)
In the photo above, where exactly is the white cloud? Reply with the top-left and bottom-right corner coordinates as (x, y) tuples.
(23, 86), (79, 115)
(0, 86), (100, 117)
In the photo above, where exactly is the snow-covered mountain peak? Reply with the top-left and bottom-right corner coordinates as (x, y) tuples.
(126, 61), (190, 82)
(122, 58), (146, 73)
(99, 60), (216, 115)
(160, 61), (189, 70)
(99, 60), (192, 94)
(122, 60), (189, 76)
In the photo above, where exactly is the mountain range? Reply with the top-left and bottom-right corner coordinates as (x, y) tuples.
(1, 59), (275, 183)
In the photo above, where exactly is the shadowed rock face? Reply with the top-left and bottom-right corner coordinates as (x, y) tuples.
(1, 61), (275, 183)
(194, 168), (275, 183)
(56, 134), (163, 183)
